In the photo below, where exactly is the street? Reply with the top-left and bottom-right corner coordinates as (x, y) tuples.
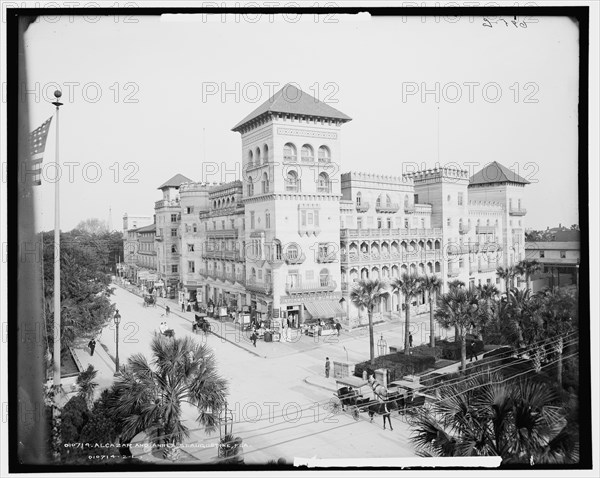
(97, 284), (420, 463)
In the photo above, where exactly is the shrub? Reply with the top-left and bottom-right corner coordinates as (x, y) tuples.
(354, 353), (435, 382)
(411, 344), (443, 359)
(437, 338), (484, 361)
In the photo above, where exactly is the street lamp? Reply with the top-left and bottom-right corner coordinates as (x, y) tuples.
(377, 334), (387, 357)
(113, 309), (121, 375)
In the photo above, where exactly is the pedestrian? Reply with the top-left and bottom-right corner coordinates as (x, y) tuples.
(165, 305), (170, 317)
(88, 338), (96, 356)
(181, 301), (185, 312)
(325, 357), (331, 378)
(251, 329), (257, 347)
(408, 333), (413, 348)
(335, 321), (342, 336)
(469, 340), (478, 362)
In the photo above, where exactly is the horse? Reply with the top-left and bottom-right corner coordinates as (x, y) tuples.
(368, 375), (388, 400)
(336, 386), (360, 411)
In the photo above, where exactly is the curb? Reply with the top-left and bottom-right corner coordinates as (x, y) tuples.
(303, 376), (337, 393)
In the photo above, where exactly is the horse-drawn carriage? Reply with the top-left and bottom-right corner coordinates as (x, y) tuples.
(329, 376), (406, 430)
(143, 294), (156, 307)
(387, 380), (433, 417)
(192, 314), (211, 335)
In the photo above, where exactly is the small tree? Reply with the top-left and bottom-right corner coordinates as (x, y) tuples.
(435, 288), (479, 373)
(76, 365), (98, 410)
(390, 273), (422, 355)
(420, 274), (443, 348)
(350, 279), (388, 364)
(516, 259), (543, 291)
(496, 265), (518, 299)
(111, 334), (228, 461)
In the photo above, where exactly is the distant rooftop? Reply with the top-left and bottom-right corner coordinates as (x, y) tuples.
(134, 224), (156, 233)
(158, 174), (194, 189)
(232, 84), (352, 132)
(469, 161), (530, 186)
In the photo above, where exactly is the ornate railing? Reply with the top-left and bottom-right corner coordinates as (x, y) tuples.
(509, 208), (527, 216)
(286, 279), (337, 294)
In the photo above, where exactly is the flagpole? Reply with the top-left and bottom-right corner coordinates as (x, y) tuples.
(52, 90), (63, 392)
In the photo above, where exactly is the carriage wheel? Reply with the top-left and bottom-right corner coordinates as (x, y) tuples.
(352, 408), (360, 420)
(326, 397), (341, 414)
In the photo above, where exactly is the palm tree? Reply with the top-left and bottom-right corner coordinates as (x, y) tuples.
(496, 265), (518, 298)
(447, 279), (465, 291)
(411, 372), (574, 464)
(350, 279), (388, 364)
(390, 272), (422, 355)
(516, 259), (543, 291)
(420, 274), (443, 348)
(534, 287), (577, 388)
(76, 364), (98, 410)
(434, 287), (480, 373)
(111, 334), (228, 460)
(473, 283), (499, 340)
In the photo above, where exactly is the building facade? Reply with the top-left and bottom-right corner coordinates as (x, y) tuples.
(125, 84), (529, 328)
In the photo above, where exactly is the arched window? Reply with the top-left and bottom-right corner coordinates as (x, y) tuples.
(248, 150), (253, 167)
(376, 195), (382, 207)
(285, 170), (299, 192)
(250, 268), (256, 281)
(319, 268), (330, 286)
(386, 195), (391, 207)
(213, 200), (217, 209)
(255, 147), (261, 164)
(171, 244), (176, 253)
(404, 194), (409, 208)
(356, 192), (362, 206)
(301, 144), (314, 162)
(261, 172), (269, 193)
(317, 172), (330, 193)
(284, 143), (297, 162)
(318, 146), (330, 163)
(263, 144), (269, 164)
(265, 211), (271, 229)
(247, 176), (254, 196)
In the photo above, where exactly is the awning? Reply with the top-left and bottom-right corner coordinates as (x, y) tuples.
(304, 300), (345, 319)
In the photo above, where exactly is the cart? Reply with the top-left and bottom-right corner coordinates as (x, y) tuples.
(193, 313), (211, 335)
(387, 380), (434, 416)
(329, 376), (375, 420)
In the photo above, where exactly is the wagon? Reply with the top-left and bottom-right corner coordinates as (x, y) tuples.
(329, 376), (376, 420)
(193, 314), (211, 335)
(143, 295), (156, 307)
(387, 380), (434, 416)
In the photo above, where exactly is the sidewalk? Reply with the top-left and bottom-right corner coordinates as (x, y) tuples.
(69, 337), (117, 400)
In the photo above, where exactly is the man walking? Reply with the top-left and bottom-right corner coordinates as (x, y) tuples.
(335, 321), (342, 337)
(325, 357), (331, 378)
(165, 305), (170, 317)
(408, 333), (413, 348)
(181, 301), (185, 312)
(88, 338), (96, 356)
(468, 340), (478, 362)
(251, 329), (258, 347)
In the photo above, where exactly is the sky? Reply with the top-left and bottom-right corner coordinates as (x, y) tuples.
(22, 12), (581, 231)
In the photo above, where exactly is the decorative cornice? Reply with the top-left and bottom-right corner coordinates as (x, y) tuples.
(276, 127), (337, 140)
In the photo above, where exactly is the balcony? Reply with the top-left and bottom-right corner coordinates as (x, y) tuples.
(478, 265), (498, 273)
(375, 203), (400, 214)
(285, 253), (306, 265)
(340, 249), (442, 264)
(155, 199), (180, 209)
(202, 250), (241, 261)
(447, 270), (460, 278)
(509, 207), (527, 216)
(476, 225), (496, 234)
(404, 205), (415, 214)
(355, 202), (370, 213)
(246, 279), (272, 294)
(286, 279), (337, 294)
(206, 228), (239, 238)
(459, 224), (471, 234)
(340, 227), (443, 240)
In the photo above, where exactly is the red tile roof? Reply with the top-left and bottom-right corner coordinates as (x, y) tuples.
(158, 174), (194, 189)
(232, 84), (351, 131)
(469, 161), (530, 186)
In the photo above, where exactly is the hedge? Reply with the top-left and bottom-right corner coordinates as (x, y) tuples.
(436, 337), (484, 361)
(354, 352), (435, 382)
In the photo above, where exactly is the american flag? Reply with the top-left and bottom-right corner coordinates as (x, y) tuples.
(28, 116), (53, 186)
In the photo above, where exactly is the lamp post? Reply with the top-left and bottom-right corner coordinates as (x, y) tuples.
(377, 334), (387, 357)
(113, 309), (121, 375)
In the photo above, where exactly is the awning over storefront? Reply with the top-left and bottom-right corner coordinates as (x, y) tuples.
(304, 300), (345, 319)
